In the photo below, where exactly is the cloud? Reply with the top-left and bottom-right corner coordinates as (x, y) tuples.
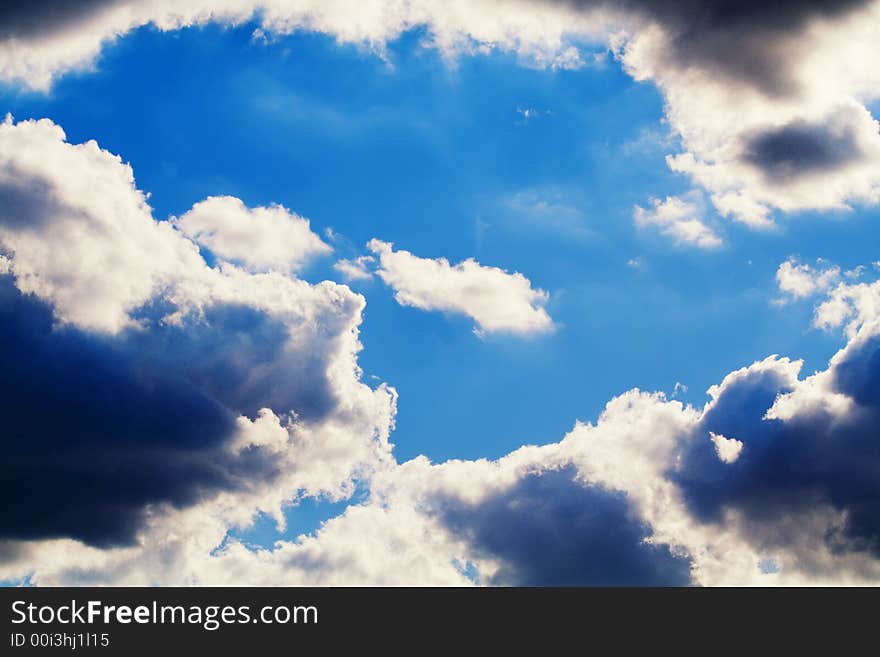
(0, 115), (199, 334)
(434, 467), (692, 586)
(776, 257), (841, 300)
(334, 255), (375, 282)
(709, 432), (743, 464)
(674, 341), (880, 567)
(367, 239), (553, 336)
(0, 116), (396, 548)
(633, 194), (722, 248)
(0, 278), (243, 545)
(174, 196), (331, 273)
(593, 0), (872, 94)
(816, 281), (880, 336)
(0, 0), (120, 40)
(773, 256), (880, 336)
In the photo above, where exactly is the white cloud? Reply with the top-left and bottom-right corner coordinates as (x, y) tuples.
(174, 195), (331, 273)
(334, 255), (375, 281)
(0, 115), (202, 333)
(814, 274), (880, 337)
(0, 0), (609, 92)
(709, 432), (744, 464)
(776, 258), (841, 300)
(773, 256), (880, 338)
(367, 239), (553, 336)
(633, 194), (722, 248)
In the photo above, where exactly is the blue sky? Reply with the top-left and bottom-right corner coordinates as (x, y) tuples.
(4, 2), (880, 585)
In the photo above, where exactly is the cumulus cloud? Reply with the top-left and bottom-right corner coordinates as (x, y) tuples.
(0, 116), (396, 548)
(0, 278), (241, 545)
(367, 239), (553, 336)
(0, 0), (610, 91)
(174, 196), (331, 273)
(434, 467), (691, 586)
(0, 115), (200, 334)
(633, 194), (722, 248)
(775, 256), (880, 337)
(709, 432), (743, 464)
(333, 255), (375, 282)
(776, 257), (841, 300)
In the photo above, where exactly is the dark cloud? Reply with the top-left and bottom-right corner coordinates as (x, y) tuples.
(126, 302), (338, 421)
(741, 120), (865, 181)
(0, 137), (351, 549)
(674, 341), (880, 561)
(0, 166), (342, 424)
(0, 0), (119, 39)
(0, 277), (288, 547)
(559, 0), (871, 95)
(437, 467), (692, 586)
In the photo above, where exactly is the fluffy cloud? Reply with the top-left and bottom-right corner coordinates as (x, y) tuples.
(709, 432), (743, 464)
(174, 196), (331, 273)
(367, 239), (553, 336)
(0, 115), (200, 334)
(0, 116), (396, 551)
(0, 0), (610, 91)
(633, 193), (722, 248)
(334, 255), (375, 282)
(775, 256), (880, 336)
(776, 257), (841, 300)
(816, 282), (880, 337)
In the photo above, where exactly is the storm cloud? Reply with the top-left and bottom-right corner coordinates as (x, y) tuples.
(674, 337), (880, 563)
(602, 0), (869, 94)
(0, 116), (385, 549)
(0, 277), (266, 546)
(437, 467), (692, 586)
(0, 0), (119, 39)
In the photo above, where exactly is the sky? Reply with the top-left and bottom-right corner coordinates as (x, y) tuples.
(2, 0), (880, 586)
